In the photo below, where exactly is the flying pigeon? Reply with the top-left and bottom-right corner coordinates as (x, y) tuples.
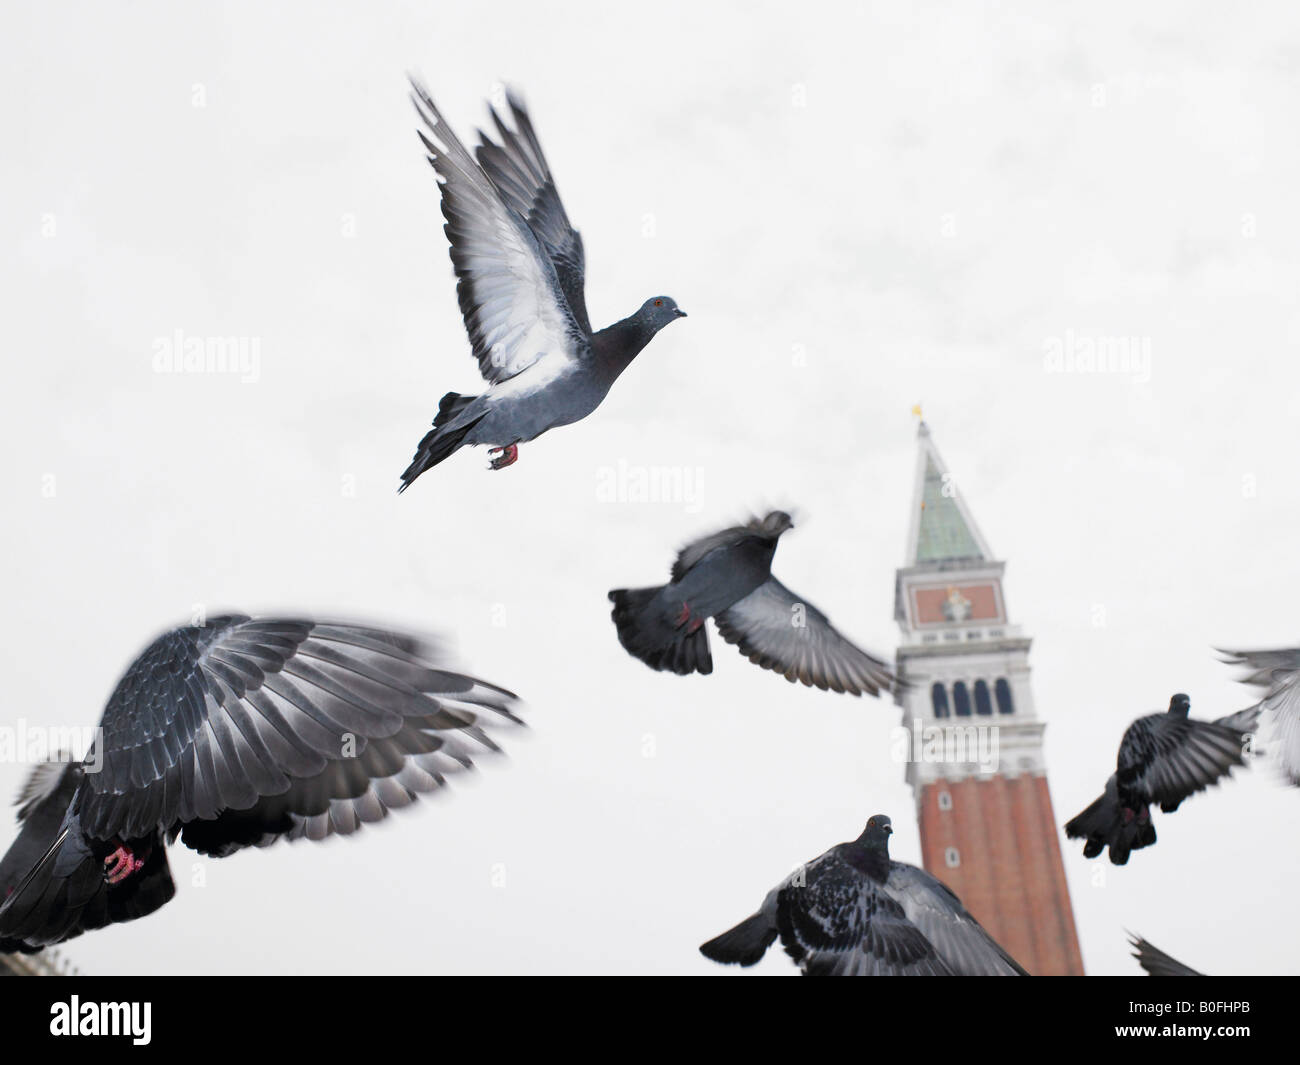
(1218, 645), (1300, 784)
(699, 815), (1026, 976)
(397, 80), (687, 490)
(1128, 932), (1202, 976)
(0, 614), (519, 952)
(608, 511), (895, 695)
(1065, 694), (1258, 865)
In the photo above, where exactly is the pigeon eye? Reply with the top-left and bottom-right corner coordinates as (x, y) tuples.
(654, 299), (662, 307)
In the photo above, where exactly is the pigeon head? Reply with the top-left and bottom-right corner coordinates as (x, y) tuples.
(756, 510), (795, 538)
(860, 814), (894, 850)
(1168, 693), (1191, 716)
(638, 296), (687, 331)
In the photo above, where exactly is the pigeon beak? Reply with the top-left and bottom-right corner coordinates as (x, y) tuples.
(674, 309), (687, 318)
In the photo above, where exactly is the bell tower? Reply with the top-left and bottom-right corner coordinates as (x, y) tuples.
(893, 420), (1084, 976)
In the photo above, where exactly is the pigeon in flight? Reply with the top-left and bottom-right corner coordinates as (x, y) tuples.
(1065, 694), (1258, 865)
(1218, 645), (1300, 784)
(1128, 932), (1202, 976)
(608, 511), (895, 695)
(0, 614), (519, 951)
(398, 80), (687, 490)
(699, 815), (1026, 976)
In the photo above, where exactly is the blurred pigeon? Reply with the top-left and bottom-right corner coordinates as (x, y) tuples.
(1128, 932), (1202, 976)
(398, 80), (686, 489)
(1065, 694), (1258, 865)
(1219, 645), (1300, 784)
(608, 511), (895, 695)
(0, 614), (519, 951)
(699, 815), (1026, 976)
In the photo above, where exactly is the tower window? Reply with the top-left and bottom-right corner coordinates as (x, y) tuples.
(944, 847), (960, 868)
(974, 680), (993, 716)
(930, 682), (950, 718)
(952, 681), (971, 717)
(996, 678), (1015, 715)
(937, 790), (953, 811)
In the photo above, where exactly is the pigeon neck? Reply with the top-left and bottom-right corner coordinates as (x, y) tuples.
(594, 314), (656, 373)
(844, 837), (891, 881)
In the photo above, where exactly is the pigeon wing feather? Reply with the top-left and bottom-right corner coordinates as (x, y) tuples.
(474, 90), (592, 336)
(1118, 714), (1249, 807)
(776, 850), (952, 976)
(715, 578), (895, 696)
(78, 616), (521, 853)
(410, 80), (589, 387)
(882, 862), (1027, 975)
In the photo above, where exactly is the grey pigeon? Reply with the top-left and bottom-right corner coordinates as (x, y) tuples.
(1065, 694), (1258, 865)
(699, 815), (1026, 976)
(1218, 645), (1300, 784)
(398, 80), (686, 490)
(608, 511), (895, 695)
(0, 614), (519, 951)
(1128, 932), (1202, 976)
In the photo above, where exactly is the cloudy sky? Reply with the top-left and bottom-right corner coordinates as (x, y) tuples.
(2, 1), (1298, 975)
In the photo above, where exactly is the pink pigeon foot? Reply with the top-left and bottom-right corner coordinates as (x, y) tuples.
(488, 444), (519, 470)
(103, 843), (144, 885)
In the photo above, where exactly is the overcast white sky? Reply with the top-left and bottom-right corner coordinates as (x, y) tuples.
(2, 1), (1298, 975)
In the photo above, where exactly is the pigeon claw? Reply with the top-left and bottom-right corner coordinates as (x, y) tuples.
(103, 843), (144, 886)
(487, 444), (519, 471)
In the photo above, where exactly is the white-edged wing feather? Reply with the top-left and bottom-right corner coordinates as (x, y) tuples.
(410, 80), (589, 389)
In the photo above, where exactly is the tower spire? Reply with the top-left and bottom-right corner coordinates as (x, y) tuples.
(904, 421), (992, 567)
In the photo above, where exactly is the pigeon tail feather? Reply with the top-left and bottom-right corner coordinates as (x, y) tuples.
(1065, 780), (1156, 866)
(0, 817), (175, 952)
(699, 912), (777, 966)
(399, 398), (484, 492)
(608, 587), (713, 676)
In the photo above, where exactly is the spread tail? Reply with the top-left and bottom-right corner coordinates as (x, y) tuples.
(608, 586), (713, 676)
(699, 912), (778, 967)
(398, 392), (482, 492)
(1065, 777), (1156, 866)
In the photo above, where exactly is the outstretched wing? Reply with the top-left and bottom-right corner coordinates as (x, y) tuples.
(410, 79), (589, 387)
(1219, 646), (1300, 784)
(1128, 932), (1202, 976)
(776, 850), (952, 976)
(1218, 646), (1300, 688)
(883, 863), (1027, 975)
(475, 90), (591, 336)
(715, 578), (895, 696)
(78, 616), (521, 853)
(1117, 713), (1249, 807)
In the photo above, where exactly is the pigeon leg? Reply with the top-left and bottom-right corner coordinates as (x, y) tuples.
(487, 444), (519, 470)
(675, 602), (692, 628)
(103, 841), (145, 886)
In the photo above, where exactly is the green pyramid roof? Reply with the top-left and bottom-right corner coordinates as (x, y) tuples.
(907, 422), (992, 565)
